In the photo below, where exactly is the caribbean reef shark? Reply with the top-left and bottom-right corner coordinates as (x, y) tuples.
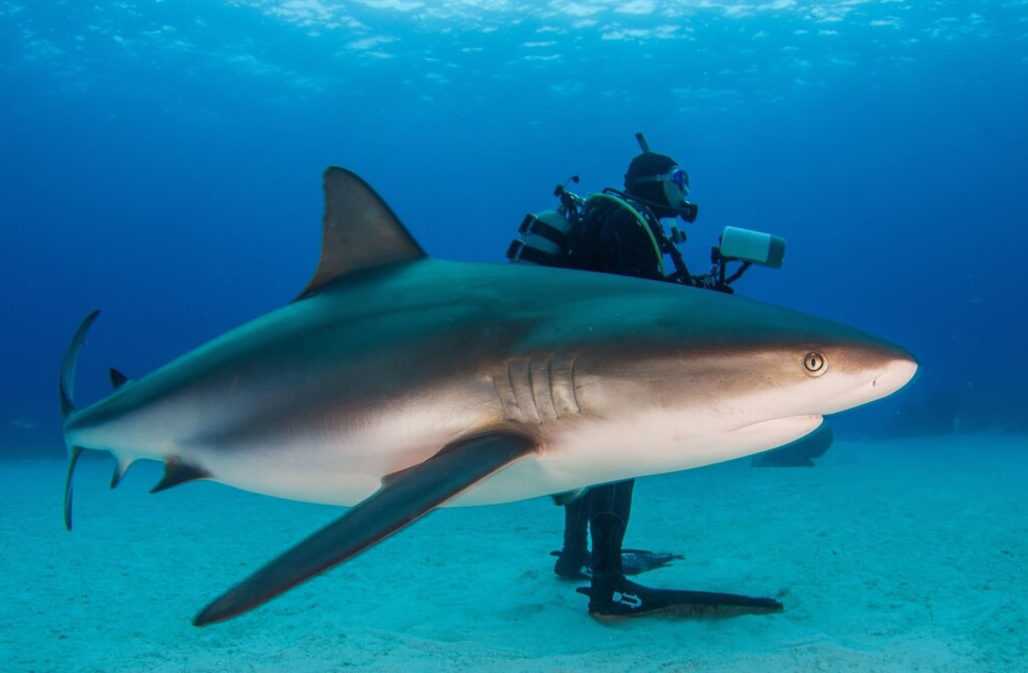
(59, 167), (917, 626)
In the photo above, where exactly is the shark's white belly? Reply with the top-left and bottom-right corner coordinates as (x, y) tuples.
(195, 409), (822, 509)
(452, 413), (822, 506)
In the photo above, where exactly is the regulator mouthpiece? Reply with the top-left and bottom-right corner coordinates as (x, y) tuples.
(679, 200), (699, 223)
(719, 226), (785, 268)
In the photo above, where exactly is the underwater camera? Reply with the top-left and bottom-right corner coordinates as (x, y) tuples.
(718, 226), (785, 268)
(709, 226), (786, 289)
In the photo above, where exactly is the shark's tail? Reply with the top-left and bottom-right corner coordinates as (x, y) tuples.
(60, 310), (101, 531)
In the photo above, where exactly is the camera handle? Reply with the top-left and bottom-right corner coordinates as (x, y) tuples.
(710, 245), (753, 290)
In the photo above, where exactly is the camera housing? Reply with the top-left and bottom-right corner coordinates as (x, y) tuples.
(718, 226), (785, 268)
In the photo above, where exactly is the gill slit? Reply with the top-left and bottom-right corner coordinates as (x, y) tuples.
(546, 356), (555, 418)
(526, 360), (538, 418)
(570, 356), (581, 413)
(506, 360), (520, 415)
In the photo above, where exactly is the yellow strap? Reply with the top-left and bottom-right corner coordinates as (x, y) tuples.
(586, 194), (665, 276)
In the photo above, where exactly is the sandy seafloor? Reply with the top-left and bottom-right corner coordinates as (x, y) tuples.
(2, 434), (1025, 673)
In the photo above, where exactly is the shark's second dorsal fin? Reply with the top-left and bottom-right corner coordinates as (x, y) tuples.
(295, 167), (425, 301)
(109, 368), (129, 389)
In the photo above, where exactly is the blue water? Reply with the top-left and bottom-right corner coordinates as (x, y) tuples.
(1, 2), (1027, 670)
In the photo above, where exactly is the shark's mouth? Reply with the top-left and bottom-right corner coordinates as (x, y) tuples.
(729, 415), (824, 450)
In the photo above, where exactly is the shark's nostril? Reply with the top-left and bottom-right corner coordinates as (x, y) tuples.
(874, 359), (918, 396)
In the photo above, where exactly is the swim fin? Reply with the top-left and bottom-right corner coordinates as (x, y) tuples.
(551, 548), (684, 580)
(577, 576), (783, 619)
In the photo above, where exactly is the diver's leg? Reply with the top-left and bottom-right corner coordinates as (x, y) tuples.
(552, 486), (681, 579)
(553, 495), (591, 579)
(587, 479), (634, 580)
(580, 479), (783, 619)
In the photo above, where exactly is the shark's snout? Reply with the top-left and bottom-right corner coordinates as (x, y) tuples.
(873, 356), (919, 395)
(859, 340), (919, 401)
(818, 345), (918, 415)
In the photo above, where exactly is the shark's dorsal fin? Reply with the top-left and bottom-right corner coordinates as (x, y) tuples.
(295, 167), (425, 301)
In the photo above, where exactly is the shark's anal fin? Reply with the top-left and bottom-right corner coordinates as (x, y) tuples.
(294, 167), (426, 301)
(109, 368), (129, 389)
(151, 458), (210, 493)
(193, 431), (536, 627)
(110, 454), (134, 489)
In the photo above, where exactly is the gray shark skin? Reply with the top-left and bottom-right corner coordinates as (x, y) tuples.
(59, 167), (917, 626)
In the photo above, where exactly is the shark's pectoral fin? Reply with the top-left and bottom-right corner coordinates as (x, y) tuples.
(294, 167), (426, 301)
(193, 431), (536, 627)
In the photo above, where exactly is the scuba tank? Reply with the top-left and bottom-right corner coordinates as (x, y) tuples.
(506, 178), (584, 267)
(506, 210), (574, 266)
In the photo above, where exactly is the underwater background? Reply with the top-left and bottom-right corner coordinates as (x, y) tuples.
(2, 1), (1026, 672)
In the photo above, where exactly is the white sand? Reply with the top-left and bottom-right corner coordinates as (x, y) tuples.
(2, 434), (1026, 673)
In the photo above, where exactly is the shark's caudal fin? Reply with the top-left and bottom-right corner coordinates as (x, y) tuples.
(294, 167), (426, 301)
(193, 432), (536, 627)
(60, 309), (101, 531)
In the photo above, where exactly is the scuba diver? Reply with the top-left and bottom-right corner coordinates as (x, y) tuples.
(507, 133), (789, 618)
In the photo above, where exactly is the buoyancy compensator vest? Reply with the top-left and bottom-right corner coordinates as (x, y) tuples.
(571, 191), (667, 278)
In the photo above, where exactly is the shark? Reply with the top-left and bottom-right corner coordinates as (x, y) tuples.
(59, 167), (917, 626)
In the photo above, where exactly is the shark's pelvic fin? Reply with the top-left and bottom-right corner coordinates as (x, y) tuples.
(295, 167), (426, 301)
(60, 310), (102, 531)
(109, 368), (129, 389)
(193, 431), (536, 627)
(151, 458), (211, 494)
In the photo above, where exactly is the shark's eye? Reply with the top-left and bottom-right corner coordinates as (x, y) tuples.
(803, 351), (827, 376)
